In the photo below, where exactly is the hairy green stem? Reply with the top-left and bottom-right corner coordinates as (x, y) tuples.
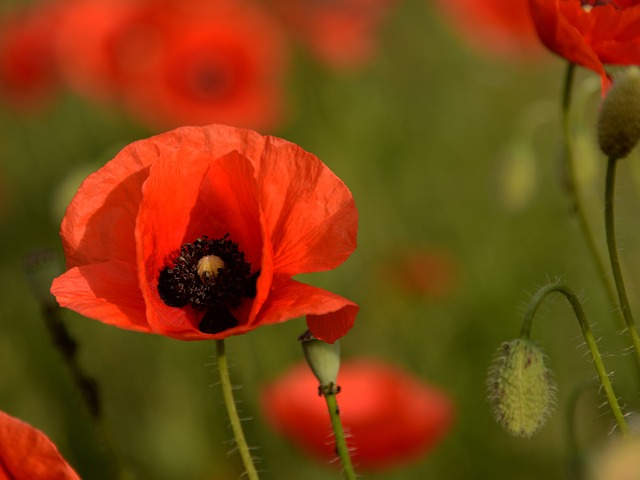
(520, 283), (630, 438)
(322, 388), (357, 480)
(604, 158), (640, 369)
(216, 340), (259, 480)
(561, 63), (619, 310)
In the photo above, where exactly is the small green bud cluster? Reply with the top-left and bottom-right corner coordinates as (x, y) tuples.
(487, 339), (557, 438)
(598, 67), (640, 160)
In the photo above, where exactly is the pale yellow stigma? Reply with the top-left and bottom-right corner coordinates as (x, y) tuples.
(197, 255), (225, 283)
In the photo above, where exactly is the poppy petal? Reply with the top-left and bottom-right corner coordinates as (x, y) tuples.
(0, 410), (80, 479)
(196, 150), (274, 328)
(50, 261), (149, 331)
(135, 148), (273, 338)
(529, 0), (606, 76)
(254, 278), (358, 343)
(256, 138), (358, 276)
(134, 147), (220, 337)
(59, 136), (161, 268)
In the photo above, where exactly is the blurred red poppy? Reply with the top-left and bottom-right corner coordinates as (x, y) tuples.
(431, 0), (545, 60)
(55, 0), (287, 130)
(261, 359), (454, 470)
(53, 0), (147, 103)
(0, 2), (61, 110)
(385, 247), (459, 300)
(51, 124), (358, 343)
(528, 0), (640, 89)
(0, 410), (80, 479)
(272, 0), (396, 69)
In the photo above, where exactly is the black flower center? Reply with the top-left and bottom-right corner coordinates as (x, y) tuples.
(157, 235), (258, 334)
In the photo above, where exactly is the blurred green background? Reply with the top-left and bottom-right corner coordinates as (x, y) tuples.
(1, 0), (640, 479)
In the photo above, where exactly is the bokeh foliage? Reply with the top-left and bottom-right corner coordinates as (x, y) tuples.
(1, 0), (640, 479)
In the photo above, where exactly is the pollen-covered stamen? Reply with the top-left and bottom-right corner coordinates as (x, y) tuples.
(197, 255), (225, 284)
(157, 235), (255, 333)
(581, 0), (619, 10)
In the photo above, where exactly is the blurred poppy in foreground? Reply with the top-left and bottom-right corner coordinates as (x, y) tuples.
(51, 124), (358, 343)
(0, 410), (80, 479)
(272, 0), (397, 69)
(261, 359), (454, 470)
(431, 0), (545, 61)
(528, 0), (640, 90)
(0, 2), (61, 110)
(54, 0), (288, 130)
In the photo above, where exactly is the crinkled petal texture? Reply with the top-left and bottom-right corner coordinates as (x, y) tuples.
(0, 411), (80, 480)
(529, 0), (640, 88)
(51, 124), (358, 343)
(261, 360), (454, 471)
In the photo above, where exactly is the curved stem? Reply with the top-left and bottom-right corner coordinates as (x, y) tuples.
(322, 388), (357, 480)
(215, 340), (259, 480)
(604, 158), (640, 369)
(560, 63), (619, 310)
(519, 283), (630, 438)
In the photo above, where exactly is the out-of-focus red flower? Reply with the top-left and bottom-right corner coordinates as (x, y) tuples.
(125, 0), (288, 130)
(55, 0), (288, 130)
(0, 410), (80, 480)
(432, 0), (545, 60)
(261, 359), (454, 471)
(384, 247), (459, 300)
(528, 0), (640, 89)
(272, 0), (396, 69)
(51, 124), (358, 343)
(0, 2), (61, 110)
(53, 0), (147, 103)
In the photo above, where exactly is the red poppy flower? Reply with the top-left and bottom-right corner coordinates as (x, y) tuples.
(0, 2), (61, 110)
(261, 359), (454, 471)
(0, 410), (80, 479)
(528, 0), (640, 89)
(50, 124), (358, 343)
(127, 0), (288, 130)
(432, 0), (545, 60)
(54, 0), (288, 130)
(272, 0), (396, 69)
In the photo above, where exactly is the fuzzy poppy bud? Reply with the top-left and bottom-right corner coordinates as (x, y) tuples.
(299, 330), (340, 392)
(597, 67), (640, 160)
(486, 339), (556, 438)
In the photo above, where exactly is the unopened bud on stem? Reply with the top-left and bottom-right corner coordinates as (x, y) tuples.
(299, 330), (340, 395)
(487, 339), (556, 438)
(598, 67), (640, 160)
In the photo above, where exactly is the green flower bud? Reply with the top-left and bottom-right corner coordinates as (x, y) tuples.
(487, 339), (556, 438)
(299, 330), (340, 394)
(598, 67), (640, 160)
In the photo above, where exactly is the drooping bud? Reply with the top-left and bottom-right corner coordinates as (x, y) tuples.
(597, 67), (640, 160)
(486, 339), (556, 438)
(299, 330), (341, 394)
